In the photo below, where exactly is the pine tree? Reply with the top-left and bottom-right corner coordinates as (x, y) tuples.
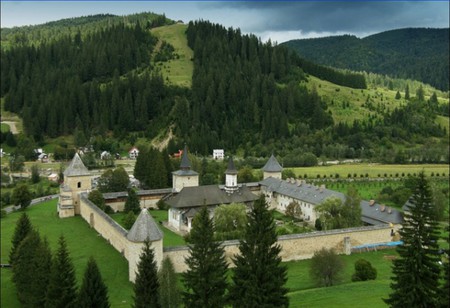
(9, 212), (33, 265)
(125, 188), (141, 214)
(183, 206), (228, 308)
(405, 84), (410, 100)
(12, 229), (52, 307)
(45, 235), (78, 308)
(78, 257), (110, 308)
(158, 257), (181, 308)
(229, 195), (289, 307)
(439, 226), (449, 307)
(384, 172), (441, 307)
(133, 239), (160, 308)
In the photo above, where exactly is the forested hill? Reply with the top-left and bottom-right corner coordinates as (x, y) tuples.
(282, 28), (449, 91)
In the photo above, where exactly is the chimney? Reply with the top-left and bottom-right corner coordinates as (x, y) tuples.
(369, 200), (375, 206)
(380, 204), (386, 212)
(320, 184), (325, 192)
(387, 207), (392, 214)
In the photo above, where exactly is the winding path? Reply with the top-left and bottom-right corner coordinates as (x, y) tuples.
(1, 121), (19, 134)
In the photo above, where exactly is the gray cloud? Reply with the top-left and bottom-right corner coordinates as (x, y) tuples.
(209, 2), (449, 36)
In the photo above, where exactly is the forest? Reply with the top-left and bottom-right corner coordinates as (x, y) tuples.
(0, 16), (448, 164)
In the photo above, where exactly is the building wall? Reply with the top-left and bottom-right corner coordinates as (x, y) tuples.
(263, 171), (282, 180)
(65, 175), (91, 214)
(173, 175), (199, 192)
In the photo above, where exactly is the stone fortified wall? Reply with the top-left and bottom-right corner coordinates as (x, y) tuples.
(79, 193), (400, 278)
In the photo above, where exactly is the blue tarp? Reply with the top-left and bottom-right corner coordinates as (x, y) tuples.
(352, 241), (403, 250)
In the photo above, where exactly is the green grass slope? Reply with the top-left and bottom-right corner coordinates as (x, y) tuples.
(151, 23), (193, 87)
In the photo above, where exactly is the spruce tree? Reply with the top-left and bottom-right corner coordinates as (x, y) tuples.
(125, 188), (141, 214)
(384, 172), (441, 307)
(133, 239), (160, 308)
(229, 195), (289, 307)
(183, 206), (228, 308)
(78, 257), (110, 308)
(45, 235), (78, 308)
(9, 212), (33, 265)
(158, 257), (181, 308)
(438, 226), (449, 308)
(12, 229), (52, 307)
(229, 196), (289, 307)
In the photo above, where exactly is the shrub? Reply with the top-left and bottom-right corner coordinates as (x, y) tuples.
(122, 211), (137, 230)
(156, 199), (169, 210)
(351, 259), (377, 281)
(104, 206), (114, 214)
(1, 209), (6, 218)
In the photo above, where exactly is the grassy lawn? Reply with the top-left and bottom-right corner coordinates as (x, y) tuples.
(289, 163), (448, 179)
(151, 23), (193, 88)
(1, 123), (10, 133)
(1, 200), (133, 307)
(109, 210), (186, 247)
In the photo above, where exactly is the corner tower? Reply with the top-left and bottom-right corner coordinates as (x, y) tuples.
(172, 145), (199, 192)
(262, 154), (283, 180)
(58, 153), (92, 217)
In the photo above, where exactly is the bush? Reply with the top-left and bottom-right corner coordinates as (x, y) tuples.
(104, 206), (114, 214)
(351, 259), (377, 281)
(1, 209), (6, 218)
(156, 199), (169, 210)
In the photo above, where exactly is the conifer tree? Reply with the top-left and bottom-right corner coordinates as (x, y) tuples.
(125, 188), (141, 214)
(438, 226), (449, 308)
(229, 195), (289, 307)
(405, 84), (410, 100)
(183, 206), (228, 308)
(384, 172), (441, 307)
(46, 235), (78, 308)
(78, 257), (110, 308)
(9, 212), (33, 265)
(158, 257), (181, 308)
(12, 229), (52, 307)
(133, 239), (160, 308)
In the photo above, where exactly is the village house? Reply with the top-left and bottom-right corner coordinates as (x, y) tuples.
(128, 147), (139, 159)
(213, 149), (225, 160)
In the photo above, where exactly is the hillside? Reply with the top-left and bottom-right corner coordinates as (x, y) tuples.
(282, 28), (450, 91)
(0, 16), (448, 165)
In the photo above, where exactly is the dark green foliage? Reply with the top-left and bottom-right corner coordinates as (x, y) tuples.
(46, 235), (78, 308)
(343, 186), (362, 228)
(30, 164), (40, 184)
(124, 189), (141, 214)
(9, 212), (32, 264)
(384, 172), (441, 307)
(283, 28), (449, 91)
(158, 257), (180, 308)
(12, 229), (52, 307)
(237, 165), (257, 183)
(88, 189), (106, 210)
(122, 211), (137, 230)
(98, 167), (130, 193)
(183, 206), (228, 307)
(395, 91), (401, 99)
(134, 147), (168, 189)
(229, 195), (289, 307)
(309, 247), (344, 287)
(214, 203), (247, 241)
(8, 154), (25, 172)
(133, 239), (160, 308)
(351, 259), (377, 281)
(78, 257), (110, 308)
(439, 227), (449, 307)
(11, 183), (32, 209)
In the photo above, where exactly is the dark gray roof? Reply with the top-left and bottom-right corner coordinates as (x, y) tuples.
(260, 177), (403, 225)
(262, 154), (283, 172)
(127, 208), (163, 242)
(103, 188), (173, 200)
(166, 184), (257, 208)
(180, 144), (191, 170)
(172, 169), (199, 176)
(225, 157), (237, 175)
(63, 153), (90, 177)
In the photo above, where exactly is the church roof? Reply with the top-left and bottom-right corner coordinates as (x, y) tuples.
(180, 144), (191, 170)
(166, 185), (257, 209)
(260, 177), (403, 225)
(262, 154), (283, 172)
(63, 153), (90, 177)
(127, 209), (163, 242)
(225, 157), (238, 175)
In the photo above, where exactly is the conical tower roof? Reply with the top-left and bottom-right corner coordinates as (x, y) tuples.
(180, 144), (191, 170)
(225, 157), (238, 175)
(63, 153), (90, 177)
(127, 208), (163, 242)
(262, 154), (283, 172)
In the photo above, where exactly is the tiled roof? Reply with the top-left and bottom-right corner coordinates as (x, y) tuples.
(166, 184), (257, 208)
(63, 153), (90, 177)
(180, 144), (191, 170)
(262, 154), (283, 172)
(127, 209), (163, 242)
(225, 157), (237, 175)
(260, 177), (403, 225)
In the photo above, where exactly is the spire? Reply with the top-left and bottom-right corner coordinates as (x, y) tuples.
(63, 153), (90, 177)
(225, 156), (238, 175)
(262, 154), (283, 172)
(180, 144), (191, 170)
(127, 209), (163, 242)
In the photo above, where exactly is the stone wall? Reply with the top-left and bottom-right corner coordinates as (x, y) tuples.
(163, 224), (399, 273)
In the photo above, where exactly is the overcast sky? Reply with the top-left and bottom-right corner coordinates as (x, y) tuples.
(1, 1), (449, 43)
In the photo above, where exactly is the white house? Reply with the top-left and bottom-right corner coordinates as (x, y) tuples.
(213, 149), (224, 160)
(128, 147), (139, 159)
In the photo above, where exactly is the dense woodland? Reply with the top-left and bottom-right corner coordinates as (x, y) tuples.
(283, 28), (450, 91)
(1, 16), (449, 164)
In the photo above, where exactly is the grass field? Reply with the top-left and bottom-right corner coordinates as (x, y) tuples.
(1, 123), (10, 133)
(288, 163), (448, 179)
(151, 23), (193, 88)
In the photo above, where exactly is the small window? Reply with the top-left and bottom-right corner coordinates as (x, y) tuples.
(77, 182), (81, 188)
